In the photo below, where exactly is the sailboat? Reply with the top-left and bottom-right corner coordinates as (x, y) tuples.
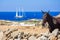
(15, 8), (23, 18)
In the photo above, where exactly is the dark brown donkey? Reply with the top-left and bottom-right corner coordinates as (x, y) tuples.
(42, 11), (60, 33)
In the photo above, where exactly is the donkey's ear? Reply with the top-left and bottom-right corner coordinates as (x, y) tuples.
(41, 10), (44, 14)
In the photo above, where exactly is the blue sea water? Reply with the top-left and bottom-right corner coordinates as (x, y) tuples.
(0, 12), (60, 21)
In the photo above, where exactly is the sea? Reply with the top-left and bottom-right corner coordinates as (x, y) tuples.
(0, 12), (60, 21)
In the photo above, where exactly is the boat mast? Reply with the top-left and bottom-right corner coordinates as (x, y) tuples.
(19, 8), (24, 16)
(16, 9), (18, 17)
(21, 8), (24, 16)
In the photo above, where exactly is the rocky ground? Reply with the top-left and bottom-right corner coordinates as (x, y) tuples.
(0, 25), (60, 40)
(0, 20), (60, 40)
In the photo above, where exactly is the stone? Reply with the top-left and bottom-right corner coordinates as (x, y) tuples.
(11, 31), (19, 38)
(36, 36), (49, 40)
(0, 31), (4, 40)
(48, 35), (57, 40)
(14, 38), (21, 40)
(21, 39), (27, 40)
(28, 36), (36, 40)
(58, 39), (60, 40)
(9, 39), (13, 40)
(40, 31), (50, 37)
(58, 35), (60, 39)
(51, 29), (59, 36)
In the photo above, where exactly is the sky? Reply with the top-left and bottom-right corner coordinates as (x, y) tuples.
(0, 0), (60, 12)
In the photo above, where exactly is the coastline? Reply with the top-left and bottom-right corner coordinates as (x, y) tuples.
(0, 16), (60, 40)
(0, 19), (58, 40)
(0, 19), (48, 35)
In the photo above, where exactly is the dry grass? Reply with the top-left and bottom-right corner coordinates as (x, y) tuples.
(0, 25), (49, 35)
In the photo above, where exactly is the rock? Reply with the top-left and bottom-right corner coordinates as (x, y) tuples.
(14, 38), (21, 40)
(40, 31), (50, 37)
(28, 35), (36, 40)
(36, 36), (49, 40)
(0, 31), (4, 40)
(37, 32), (49, 40)
(58, 35), (60, 40)
(9, 39), (13, 40)
(58, 35), (60, 39)
(21, 39), (27, 40)
(21, 32), (24, 35)
(4, 29), (18, 38)
(18, 32), (21, 38)
(33, 34), (38, 38)
(48, 35), (57, 40)
(51, 29), (59, 36)
(58, 39), (60, 40)
(10, 32), (21, 40)
(48, 29), (59, 40)
(11, 31), (19, 38)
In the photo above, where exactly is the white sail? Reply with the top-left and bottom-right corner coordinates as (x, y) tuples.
(15, 8), (23, 18)
(19, 8), (23, 17)
(16, 9), (18, 17)
(21, 8), (24, 16)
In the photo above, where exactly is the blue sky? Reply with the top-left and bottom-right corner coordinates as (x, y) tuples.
(0, 0), (60, 12)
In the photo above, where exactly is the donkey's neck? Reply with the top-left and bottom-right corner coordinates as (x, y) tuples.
(47, 17), (55, 27)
